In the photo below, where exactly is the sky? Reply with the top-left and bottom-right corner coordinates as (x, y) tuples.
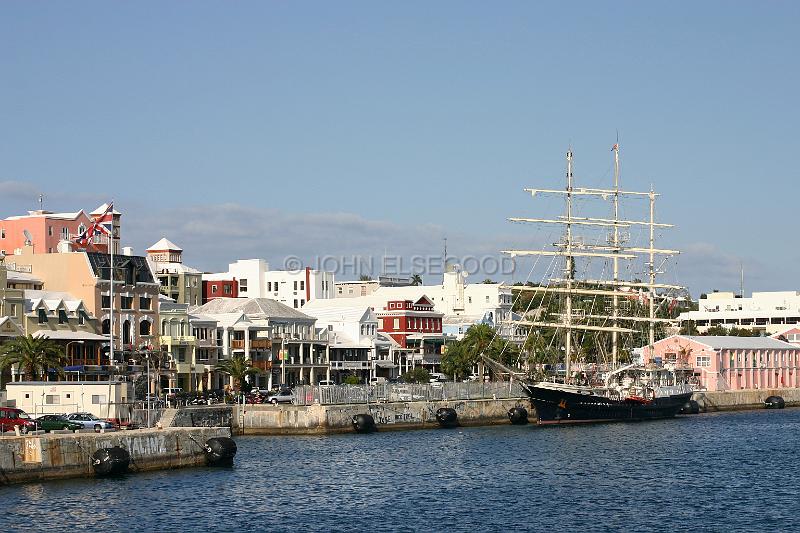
(1, 1), (799, 296)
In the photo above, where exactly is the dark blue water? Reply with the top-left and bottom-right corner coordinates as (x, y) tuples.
(4, 409), (800, 532)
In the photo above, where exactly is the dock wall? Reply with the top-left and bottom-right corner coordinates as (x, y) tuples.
(236, 398), (528, 434)
(0, 426), (231, 485)
(693, 388), (800, 412)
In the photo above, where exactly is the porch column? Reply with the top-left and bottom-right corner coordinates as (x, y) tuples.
(309, 366), (316, 384)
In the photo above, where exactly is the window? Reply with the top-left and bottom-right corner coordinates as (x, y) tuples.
(293, 299), (298, 308)
(696, 356), (711, 367)
(58, 309), (68, 324)
(0, 229), (4, 238)
(393, 318), (400, 329)
(177, 347), (186, 363)
(91, 395), (107, 405)
(140, 321), (151, 336)
(301, 299), (305, 307)
(102, 319), (110, 334)
(45, 395), (60, 405)
(48, 226), (53, 236)
(240, 279), (248, 293)
(486, 296), (490, 303)
(60, 227), (69, 240)
(102, 295), (111, 309)
(223, 285), (231, 295)
(139, 296), (151, 310)
(300, 280), (305, 291)
(10, 304), (17, 316)
(211, 284), (217, 293)
(121, 296), (133, 310)
(38, 308), (48, 324)
(294, 281), (298, 290)
(77, 223), (85, 236)
(468, 296), (472, 303)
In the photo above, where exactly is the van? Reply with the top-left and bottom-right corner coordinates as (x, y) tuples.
(0, 407), (36, 434)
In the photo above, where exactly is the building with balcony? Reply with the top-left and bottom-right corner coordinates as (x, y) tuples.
(0, 203), (121, 256)
(302, 302), (396, 383)
(192, 297), (329, 388)
(146, 238), (203, 307)
(643, 335), (800, 391)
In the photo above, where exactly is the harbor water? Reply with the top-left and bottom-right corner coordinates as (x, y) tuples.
(6, 409), (800, 532)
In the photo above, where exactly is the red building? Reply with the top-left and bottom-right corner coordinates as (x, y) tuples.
(202, 278), (238, 303)
(376, 296), (443, 348)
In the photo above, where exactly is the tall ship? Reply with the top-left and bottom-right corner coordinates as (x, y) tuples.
(503, 144), (694, 424)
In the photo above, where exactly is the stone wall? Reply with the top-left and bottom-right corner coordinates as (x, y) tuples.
(0, 426), (231, 485)
(237, 398), (529, 435)
(693, 388), (800, 412)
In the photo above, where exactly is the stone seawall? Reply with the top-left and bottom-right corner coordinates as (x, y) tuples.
(237, 398), (529, 435)
(0, 426), (231, 485)
(693, 388), (800, 412)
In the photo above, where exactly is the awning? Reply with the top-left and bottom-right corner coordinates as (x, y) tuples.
(33, 331), (109, 341)
(375, 360), (396, 368)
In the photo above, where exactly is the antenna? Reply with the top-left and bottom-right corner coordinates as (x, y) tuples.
(443, 237), (448, 272)
(23, 229), (33, 246)
(740, 261), (744, 297)
(38, 194), (43, 211)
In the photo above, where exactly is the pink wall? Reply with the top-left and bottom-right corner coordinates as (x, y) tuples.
(644, 335), (800, 391)
(0, 212), (107, 254)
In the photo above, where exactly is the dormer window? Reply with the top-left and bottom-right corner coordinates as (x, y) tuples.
(38, 308), (48, 324)
(58, 309), (68, 324)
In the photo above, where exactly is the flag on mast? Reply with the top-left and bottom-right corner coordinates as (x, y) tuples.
(73, 202), (114, 248)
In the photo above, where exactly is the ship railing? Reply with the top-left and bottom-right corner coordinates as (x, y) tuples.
(292, 382), (526, 406)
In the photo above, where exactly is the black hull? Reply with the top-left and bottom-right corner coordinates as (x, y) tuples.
(522, 383), (692, 425)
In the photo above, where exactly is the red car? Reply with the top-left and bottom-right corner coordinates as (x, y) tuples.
(0, 407), (37, 434)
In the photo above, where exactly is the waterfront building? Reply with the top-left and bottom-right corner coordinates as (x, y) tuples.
(12, 245), (159, 363)
(146, 238), (203, 306)
(191, 297), (329, 387)
(679, 290), (800, 335)
(0, 203), (121, 256)
(376, 296), (447, 373)
(643, 335), (800, 391)
(158, 298), (198, 392)
(22, 290), (107, 374)
(5, 380), (133, 420)
(302, 302), (396, 382)
(202, 275), (239, 303)
(0, 260), (25, 365)
(203, 259), (335, 308)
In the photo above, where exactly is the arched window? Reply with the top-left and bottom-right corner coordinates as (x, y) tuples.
(161, 320), (167, 334)
(102, 319), (110, 334)
(140, 320), (151, 336)
(123, 320), (131, 345)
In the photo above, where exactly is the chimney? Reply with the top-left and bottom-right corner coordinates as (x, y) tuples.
(57, 240), (74, 253)
(122, 246), (134, 256)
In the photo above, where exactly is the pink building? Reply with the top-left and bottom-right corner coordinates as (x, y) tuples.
(643, 335), (800, 391)
(0, 204), (120, 256)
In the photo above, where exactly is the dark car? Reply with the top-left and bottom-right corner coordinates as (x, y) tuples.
(266, 389), (294, 405)
(35, 415), (83, 432)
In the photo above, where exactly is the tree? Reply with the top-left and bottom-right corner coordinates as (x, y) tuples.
(359, 274), (373, 281)
(679, 320), (699, 336)
(343, 374), (361, 385)
(214, 353), (262, 391)
(0, 335), (66, 381)
(440, 324), (515, 380)
(401, 367), (431, 383)
(482, 278), (495, 284)
(411, 274), (423, 286)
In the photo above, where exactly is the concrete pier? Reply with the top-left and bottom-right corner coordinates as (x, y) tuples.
(692, 388), (800, 412)
(0, 426), (231, 485)
(236, 398), (528, 435)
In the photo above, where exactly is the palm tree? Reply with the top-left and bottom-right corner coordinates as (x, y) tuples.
(0, 334), (67, 381)
(214, 353), (262, 391)
(411, 274), (423, 286)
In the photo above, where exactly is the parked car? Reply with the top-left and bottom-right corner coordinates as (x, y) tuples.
(64, 412), (114, 431)
(0, 407), (36, 434)
(34, 414), (83, 432)
(266, 389), (295, 405)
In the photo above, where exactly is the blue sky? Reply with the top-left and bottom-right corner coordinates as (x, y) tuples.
(1, 2), (798, 294)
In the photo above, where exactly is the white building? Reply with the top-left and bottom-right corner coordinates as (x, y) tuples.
(6, 381), (133, 422)
(335, 280), (380, 298)
(204, 259), (335, 308)
(302, 302), (395, 382)
(679, 290), (800, 335)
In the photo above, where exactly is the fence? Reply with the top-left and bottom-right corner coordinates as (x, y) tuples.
(292, 381), (526, 406)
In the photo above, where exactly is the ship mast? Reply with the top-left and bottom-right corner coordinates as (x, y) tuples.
(612, 142), (620, 366)
(565, 149), (574, 383)
(649, 187), (656, 348)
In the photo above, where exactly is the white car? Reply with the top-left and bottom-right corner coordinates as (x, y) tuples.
(64, 412), (114, 431)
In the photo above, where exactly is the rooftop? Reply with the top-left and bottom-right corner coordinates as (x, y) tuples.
(680, 335), (798, 350)
(192, 297), (314, 321)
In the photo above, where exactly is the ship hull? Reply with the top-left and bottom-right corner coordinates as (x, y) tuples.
(522, 383), (692, 425)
